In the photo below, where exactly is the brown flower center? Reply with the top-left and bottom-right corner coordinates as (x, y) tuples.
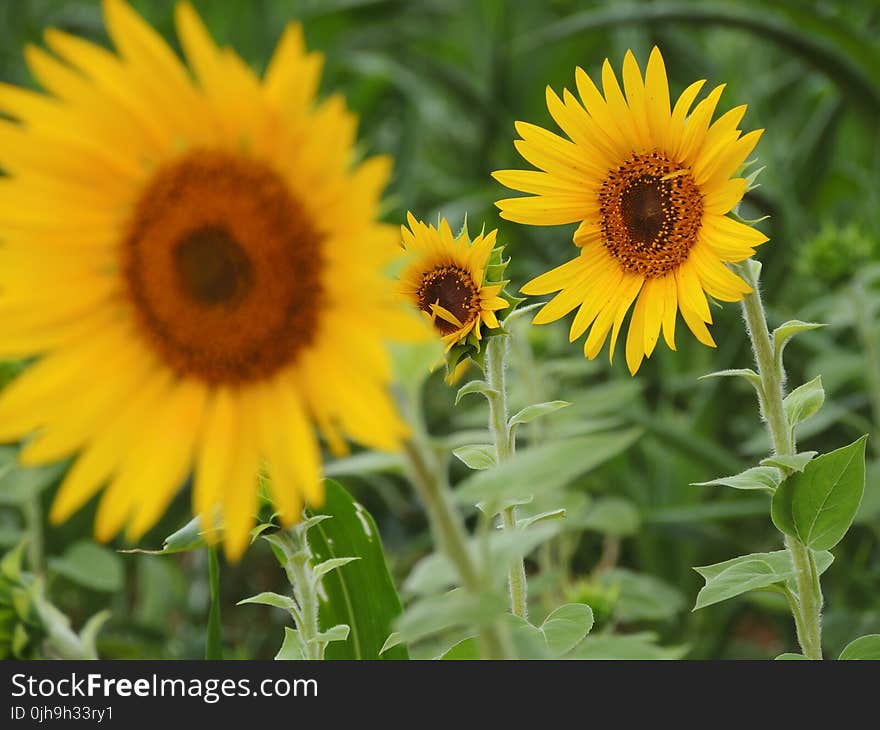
(123, 150), (324, 384)
(417, 265), (480, 335)
(598, 150), (703, 278)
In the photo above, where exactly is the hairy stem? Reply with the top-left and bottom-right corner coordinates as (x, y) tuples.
(739, 261), (823, 659)
(485, 334), (528, 620)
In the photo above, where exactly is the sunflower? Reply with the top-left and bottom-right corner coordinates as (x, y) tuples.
(399, 213), (509, 352)
(493, 47), (768, 374)
(0, 0), (419, 559)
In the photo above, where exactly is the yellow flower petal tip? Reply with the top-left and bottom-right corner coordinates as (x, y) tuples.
(0, 0), (412, 560)
(494, 47), (767, 371)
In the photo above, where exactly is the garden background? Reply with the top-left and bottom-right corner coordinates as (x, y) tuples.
(1, 0), (878, 659)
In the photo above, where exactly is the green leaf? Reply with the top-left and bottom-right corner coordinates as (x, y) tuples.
(761, 452), (817, 473)
(694, 554), (791, 611)
(452, 444), (496, 470)
(455, 379), (497, 405)
(394, 588), (507, 645)
(0, 447), (67, 506)
(694, 550), (833, 610)
(275, 627), (307, 660)
(537, 603), (594, 656)
(454, 428), (641, 511)
(698, 368), (761, 390)
(324, 450), (404, 477)
(438, 637), (479, 660)
(121, 516), (208, 555)
(775, 653), (809, 660)
(313, 625), (350, 644)
(312, 557), (359, 580)
(773, 321), (826, 371)
(783, 376), (825, 431)
(771, 436), (868, 550)
(306, 479), (408, 659)
(507, 401), (570, 435)
(577, 497), (640, 536)
(598, 569), (685, 622)
(570, 631), (687, 659)
(237, 591), (298, 615)
(48, 541), (123, 593)
(693, 465), (782, 493)
(839, 634), (880, 660)
(516, 508), (566, 530)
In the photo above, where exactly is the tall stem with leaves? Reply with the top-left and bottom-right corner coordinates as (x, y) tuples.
(485, 333), (528, 619)
(739, 260), (823, 658)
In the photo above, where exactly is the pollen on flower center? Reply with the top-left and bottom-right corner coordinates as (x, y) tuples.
(417, 266), (480, 334)
(123, 150), (324, 384)
(599, 151), (704, 278)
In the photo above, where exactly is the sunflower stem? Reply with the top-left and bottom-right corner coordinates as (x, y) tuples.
(485, 333), (528, 620)
(739, 260), (823, 659)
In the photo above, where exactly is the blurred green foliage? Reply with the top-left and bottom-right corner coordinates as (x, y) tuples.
(0, 0), (878, 659)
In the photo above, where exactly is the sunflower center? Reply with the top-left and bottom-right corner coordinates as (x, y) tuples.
(174, 226), (254, 306)
(123, 150), (324, 384)
(417, 266), (480, 335)
(598, 151), (703, 278)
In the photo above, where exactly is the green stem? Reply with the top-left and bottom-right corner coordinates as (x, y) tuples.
(739, 261), (823, 659)
(288, 550), (323, 660)
(22, 493), (43, 573)
(206, 547), (223, 659)
(402, 435), (510, 659)
(485, 334), (528, 620)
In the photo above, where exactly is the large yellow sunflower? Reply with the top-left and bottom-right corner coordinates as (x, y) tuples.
(493, 47), (768, 374)
(0, 0), (419, 558)
(400, 213), (509, 351)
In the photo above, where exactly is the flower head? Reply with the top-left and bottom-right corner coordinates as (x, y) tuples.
(494, 47), (768, 374)
(0, 0), (419, 558)
(399, 213), (510, 369)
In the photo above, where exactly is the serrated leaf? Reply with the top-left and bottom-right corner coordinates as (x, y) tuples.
(699, 368), (761, 390)
(775, 653), (809, 660)
(379, 632), (402, 655)
(839, 634), (880, 660)
(275, 627), (307, 660)
(693, 465), (782, 493)
(452, 444), (496, 470)
(48, 541), (123, 593)
(508, 400), (570, 435)
(761, 452), (817, 473)
(771, 436), (868, 550)
(306, 480), (407, 660)
(455, 379), (497, 405)
(773, 320), (825, 370)
(313, 557), (360, 581)
(121, 516), (208, 555)
(783, 376), (825, 431)
(237, 591), (298, 615)
(454, 428), (641, 511)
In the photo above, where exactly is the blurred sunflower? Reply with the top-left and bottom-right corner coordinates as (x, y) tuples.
(494, 47), (768, 374)
(400, 213), (509, 352)
(0, 0), (419, 558)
